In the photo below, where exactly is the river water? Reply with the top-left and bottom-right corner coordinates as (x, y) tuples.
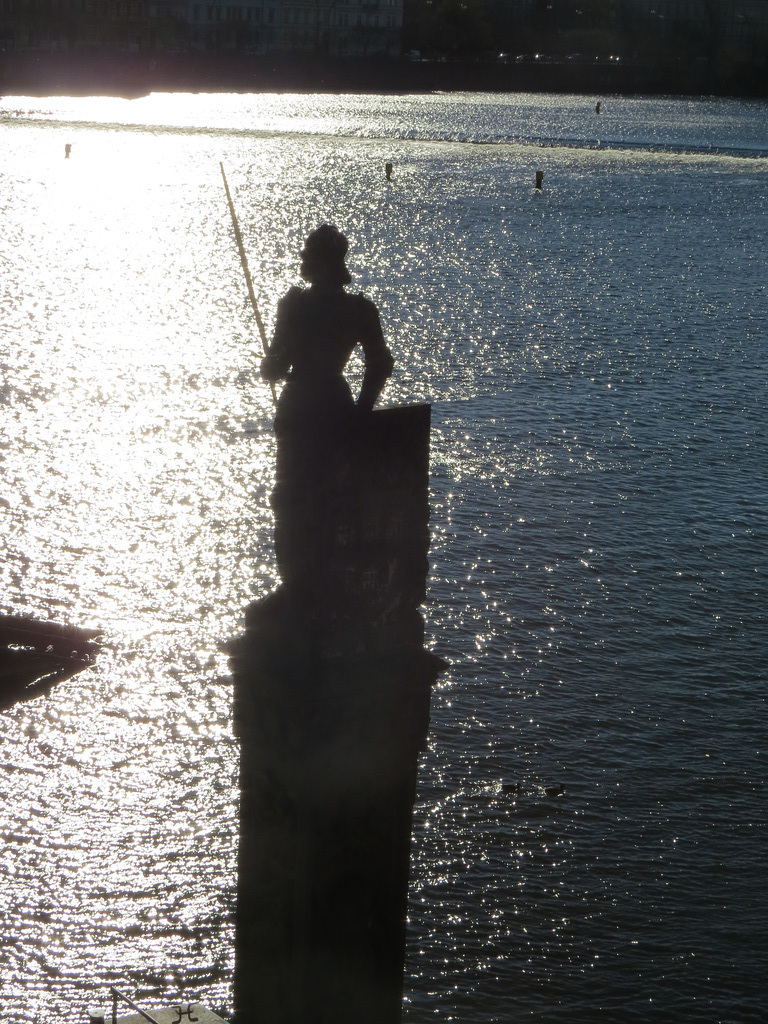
(1, 92), (767, 1023)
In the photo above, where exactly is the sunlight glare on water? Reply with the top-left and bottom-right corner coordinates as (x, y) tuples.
(1, 92), (767, 1023)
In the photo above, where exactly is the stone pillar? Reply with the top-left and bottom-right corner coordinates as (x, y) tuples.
(229, 405), (444, 1024)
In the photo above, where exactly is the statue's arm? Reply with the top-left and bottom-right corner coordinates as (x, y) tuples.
(357, 298), (394, 412)
(260, 290), (296, 383)
(260, 349), (289, 383)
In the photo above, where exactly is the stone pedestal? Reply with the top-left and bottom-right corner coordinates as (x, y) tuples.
(229, 404), (443, 1024)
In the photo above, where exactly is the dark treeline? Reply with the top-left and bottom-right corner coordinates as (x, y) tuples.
(402, 0), (768, 95)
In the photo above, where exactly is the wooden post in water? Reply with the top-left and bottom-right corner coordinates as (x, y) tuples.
(229, 404), (444, 1024)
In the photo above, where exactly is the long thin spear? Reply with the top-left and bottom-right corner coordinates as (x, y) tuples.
(220, 161), (277, 405)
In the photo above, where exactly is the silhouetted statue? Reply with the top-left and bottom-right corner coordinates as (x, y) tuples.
(261, 224), (393, 418)
(231, 228), (442, 1024)
(260, 225), (394, 604)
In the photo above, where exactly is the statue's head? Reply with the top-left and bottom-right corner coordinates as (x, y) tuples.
(300, 224), (351, 287)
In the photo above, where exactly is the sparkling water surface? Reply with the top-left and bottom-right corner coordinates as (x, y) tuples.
(1, 93), (767, 1023)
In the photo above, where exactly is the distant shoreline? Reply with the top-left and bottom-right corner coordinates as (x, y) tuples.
(2, 49), (766, 100)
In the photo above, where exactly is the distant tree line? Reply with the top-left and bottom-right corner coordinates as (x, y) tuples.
(402, 0), (767, 81)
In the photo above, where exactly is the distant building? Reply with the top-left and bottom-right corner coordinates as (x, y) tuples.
(280, 0), (403, 56)
(185, 0), (280, 52)
(0, 0), (401, 53)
